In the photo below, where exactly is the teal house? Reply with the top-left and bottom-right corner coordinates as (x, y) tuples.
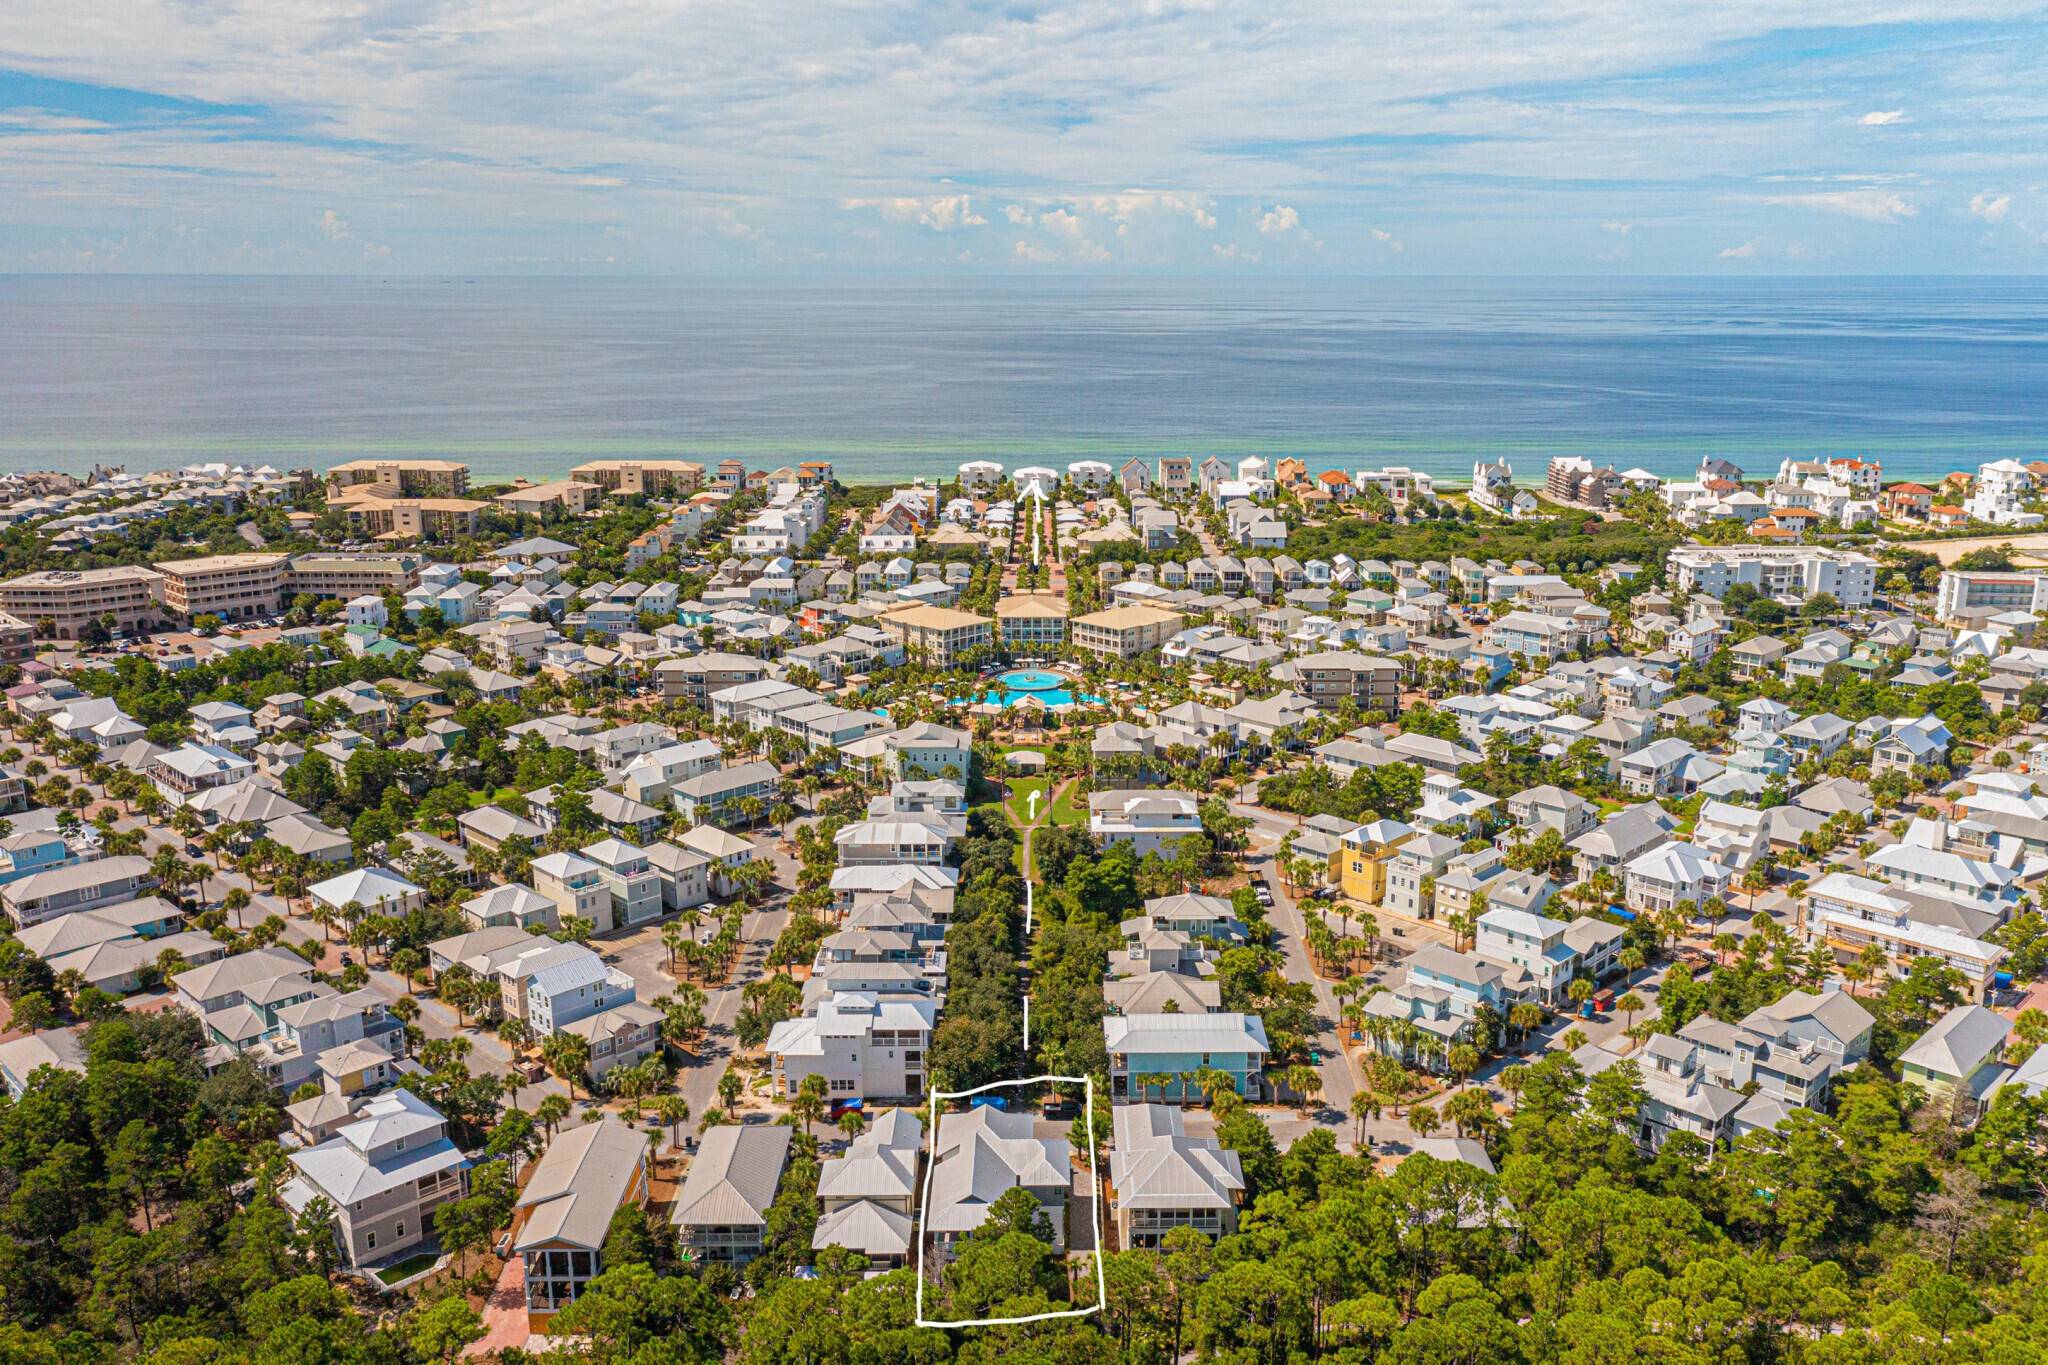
(1106, 1013), (1271, 1102)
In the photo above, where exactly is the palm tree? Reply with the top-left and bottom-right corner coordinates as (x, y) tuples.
(657, 1095), (692, 1150)
(1617, 992), (1646, 1031)
(717, 1068), (743, 1113)
(789, 1074), (829, 1138)
(1350, 1091), (1382, 1151)
(1508, 1002), (1544, 1054)
(836, 1109), (868, 1144)
(541, 1033), (591, 1101)
(390, 947), (424, 992)
(1498, 1064), (1527, 1111)
(1286, 1064), (1323, 1115)
(1407, 1103), (1441, 1140)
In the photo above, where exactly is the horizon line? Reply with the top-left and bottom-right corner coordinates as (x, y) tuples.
(6, 270), (2048, 283)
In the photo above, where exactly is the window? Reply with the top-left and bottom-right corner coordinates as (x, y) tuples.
(367, 1232), (378, 1250)
(395, 1222), (405, 1239)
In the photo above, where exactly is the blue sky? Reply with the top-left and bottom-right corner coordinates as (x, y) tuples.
(2, 1), (2047, 273)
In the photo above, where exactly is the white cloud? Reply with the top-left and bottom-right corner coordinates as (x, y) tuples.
(1603, 222), (1633, 236)
(1079, 192), (1215, 230)
(1971, 193), (2011, 222)
(316, 209), (350, 241)
(1761, 190), (1915, 223)
(1718, 239), (1760, 259)
(1371, 227), (1404, 253)
(841, 196), (986, 230)
(1212, 243), (1260, 263)
(1041, 208), (1087, 238)
(0, 0), (2030, 271)
(1257, 205), (1301, 236)
(919, 196), (986, 230)
(1013, 239), (1061, 263)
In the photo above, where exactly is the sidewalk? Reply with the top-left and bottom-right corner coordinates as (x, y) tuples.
(466, 1257), (528, 1358)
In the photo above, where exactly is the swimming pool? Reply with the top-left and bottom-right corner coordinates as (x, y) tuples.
(998, 669), (1066, 693)
(950, 668), (1105, 709)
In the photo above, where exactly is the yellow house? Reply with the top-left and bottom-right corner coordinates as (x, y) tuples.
(313, 1040), (400, 1097)
(1338, 819), (1415, 905)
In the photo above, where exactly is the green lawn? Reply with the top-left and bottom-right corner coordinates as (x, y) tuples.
(1047, 782), (1087, 827)
(373, 1251), (442, 1286)
(1002, 777), (1050, 827)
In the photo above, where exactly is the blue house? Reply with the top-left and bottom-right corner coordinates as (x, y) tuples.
(1106, 1013), (1270, 1102)
(0, 830), (76, 886)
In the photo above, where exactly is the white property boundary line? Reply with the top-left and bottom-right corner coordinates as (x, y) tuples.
(913, 1074), (1107, 1328)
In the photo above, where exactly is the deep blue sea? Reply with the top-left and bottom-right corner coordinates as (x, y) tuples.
(2, 275), (2044, 486)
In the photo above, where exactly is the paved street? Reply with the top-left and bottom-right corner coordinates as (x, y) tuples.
(1242, 822), (1360, 1123)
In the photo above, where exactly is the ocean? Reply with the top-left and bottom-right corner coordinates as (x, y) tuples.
(2, 274), (2044, 486)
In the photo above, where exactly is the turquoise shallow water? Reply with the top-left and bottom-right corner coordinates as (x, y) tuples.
(4, 274), (2046, 485)
(947, 670), (1104, 708)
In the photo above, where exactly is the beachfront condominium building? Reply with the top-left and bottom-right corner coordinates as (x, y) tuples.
(569, 459), (706, 498)
(1546, 457), (1625, 509)
(1665, 545), (1878, 608)
(879, 604), (994, 667)
(1071, 604), (1183, 660)
(0, 566), (167, 640)
(325, 459), (471, 499)
(495, 480), (603, 517)
(153, 553), (289, 623)
(1936, 569), (2048, 622)
(286, 553), (422, 599)
(337, 496), (487, 542)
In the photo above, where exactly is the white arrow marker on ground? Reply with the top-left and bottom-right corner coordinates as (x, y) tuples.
(1026, 789), (1042, 820)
